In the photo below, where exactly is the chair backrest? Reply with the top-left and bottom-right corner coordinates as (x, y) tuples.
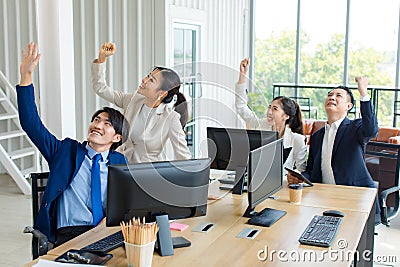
(365, 142), (400, 207)
(376, 127), (399, 142)
(30, 172), (49, 224)
(303, 119), (326, 145)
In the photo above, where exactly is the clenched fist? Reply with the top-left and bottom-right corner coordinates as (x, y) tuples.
(355, 76), (368, 97)
(97, 42), (116, 63)
(238, 57), (250, 84)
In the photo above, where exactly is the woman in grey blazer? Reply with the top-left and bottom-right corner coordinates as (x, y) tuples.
(91, 42), (191, 163)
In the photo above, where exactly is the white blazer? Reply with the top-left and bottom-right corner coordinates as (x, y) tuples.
(235, 83), (273, 130)
(235, 82), (306, 172)
(91, 62), (192, 164)
(282, 125), (307, 172)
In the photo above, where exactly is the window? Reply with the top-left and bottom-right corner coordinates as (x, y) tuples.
(252, 0), (297, 115)
(300, 0), (346, 84)
(173, 22), (200, 157)
(251, 0), (400, 125)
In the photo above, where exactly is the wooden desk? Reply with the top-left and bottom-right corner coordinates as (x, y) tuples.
(275, 182), (376, 212)
(23, 181), (376, 267)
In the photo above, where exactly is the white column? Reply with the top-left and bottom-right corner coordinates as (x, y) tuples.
(35, 0), (76, 139)
(154, 0), (168, 66)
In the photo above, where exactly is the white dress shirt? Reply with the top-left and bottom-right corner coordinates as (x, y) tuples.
(57, 145), (109, 228)
(283, 125), (307, 172)
(235, 83), (273, 130)
(321, 118), (344, 184)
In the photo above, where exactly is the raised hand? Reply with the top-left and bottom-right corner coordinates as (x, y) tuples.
(98, 42), (116, 63)
(355, 76), (368, 97)
(20, 42), (41, 86)
(238, 57), (250, 84)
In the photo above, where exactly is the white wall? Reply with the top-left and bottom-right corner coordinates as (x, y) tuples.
(0, 0), (39, 172)
(72, 0), (168, 140)
(72, 0), (249, 141)
(169, 0), (250, 157)
(0, 0), (250, 163)
(0, 0), (76, 143)
(0, 0), (38, 87)
(36, 0), (76, 139)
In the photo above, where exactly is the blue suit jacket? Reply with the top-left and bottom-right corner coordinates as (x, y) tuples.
(17, 84), (127, 243)
(303, 100), (378, 188)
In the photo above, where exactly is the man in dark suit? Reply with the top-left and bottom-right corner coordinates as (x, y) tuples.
(288, 76), (378, 189)
(17, 42), (128, 245)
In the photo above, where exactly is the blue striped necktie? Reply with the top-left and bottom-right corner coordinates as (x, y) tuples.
(91, 153), (103, 226)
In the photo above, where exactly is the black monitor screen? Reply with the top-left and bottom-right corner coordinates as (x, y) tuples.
(247, 138), (283, 210)
(106, 158), (211, 227)
(207, 127), (279, 171)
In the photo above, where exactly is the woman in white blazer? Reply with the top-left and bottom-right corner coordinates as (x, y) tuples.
(235, 58), (307, 172)
(91, 42), (191, 163)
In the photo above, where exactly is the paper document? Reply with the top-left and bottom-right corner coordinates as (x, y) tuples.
(33, 259), (103, 267)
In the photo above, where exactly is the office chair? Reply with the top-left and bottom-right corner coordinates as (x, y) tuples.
(23, 172), (52, 259)
(365, 142), (400, 226)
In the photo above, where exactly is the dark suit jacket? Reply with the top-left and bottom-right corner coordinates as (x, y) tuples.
(303, 100), (378, 188)
(17, 84), (127, 243)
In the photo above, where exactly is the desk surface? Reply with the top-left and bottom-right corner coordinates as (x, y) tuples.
(23, 180), (376, 267)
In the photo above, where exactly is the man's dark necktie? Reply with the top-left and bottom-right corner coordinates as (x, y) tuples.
(91, 153), (103, 226)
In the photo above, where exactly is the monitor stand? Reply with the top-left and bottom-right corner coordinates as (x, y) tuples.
(232, 166), (247, 195)
(155, 214), (191, 256)
(243, 206), (287, 227)
(243, 207), (257, 218)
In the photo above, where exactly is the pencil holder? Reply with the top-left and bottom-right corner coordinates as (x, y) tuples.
(125, 240), (156, 267)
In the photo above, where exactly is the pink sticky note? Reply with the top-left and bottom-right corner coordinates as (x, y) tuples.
(170, 222), (189, 231)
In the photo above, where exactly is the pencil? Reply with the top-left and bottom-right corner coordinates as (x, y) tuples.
(120, 217), (159, 245)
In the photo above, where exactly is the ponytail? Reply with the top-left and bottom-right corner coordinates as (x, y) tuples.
(273, 96), (304, 135)
(152, 66), (188, 129)
(174, 92), (188, 129)
(289, 100), (303, 134)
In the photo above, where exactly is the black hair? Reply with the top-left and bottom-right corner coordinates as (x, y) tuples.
(332, 85), (355, 108)
(90, 107), (130, 151)
(273, 96), (304, 135)
(173, 93), (188, 129)
(153, 66), (188, 128)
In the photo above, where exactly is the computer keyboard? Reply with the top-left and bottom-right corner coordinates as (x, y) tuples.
(81, 230), (124, 253)
(299, 215), (342, 247)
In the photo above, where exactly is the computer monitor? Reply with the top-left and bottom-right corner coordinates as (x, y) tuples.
(107, 158), (211, 226)
(244, 138), (286, 226)
(106, 158), (211, 256)
(207, 127), (279, 194)
(207, 127), (279, 170)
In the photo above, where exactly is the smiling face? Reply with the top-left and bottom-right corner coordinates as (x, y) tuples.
(265, 105), (274, 124)
(137, 69), (165, 101)
(87, 112), (122, 152)
(325, 88), (353, 119)
(270, 99), (289, 131)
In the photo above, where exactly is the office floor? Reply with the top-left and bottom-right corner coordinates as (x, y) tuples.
(0, 174), (399, 267)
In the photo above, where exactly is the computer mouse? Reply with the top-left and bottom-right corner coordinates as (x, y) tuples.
(323, 210), (345, 217)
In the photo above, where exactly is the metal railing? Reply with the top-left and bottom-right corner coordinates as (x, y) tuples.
(273, 83), (400, 127)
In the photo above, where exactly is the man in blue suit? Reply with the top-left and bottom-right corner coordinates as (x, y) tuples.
(17, 42), (128, 245)
(288, 76), (378, 188)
